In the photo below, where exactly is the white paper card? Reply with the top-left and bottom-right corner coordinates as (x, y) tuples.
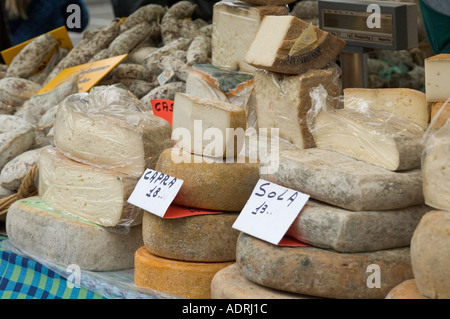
(127, 168), (183, 217)
(232, 179), (309, 245)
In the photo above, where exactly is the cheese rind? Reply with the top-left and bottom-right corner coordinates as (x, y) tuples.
(53, 90), (172, 178)
(343, 88), (431, 128)
(422, 123), (450, 211)
(172, 92), (247, 158)
(236, 233), (413, 299)
(385, 279), (427, 299)
(211, 263), (312, 299)
(134, 246), (233, 299)
(311, 108), (424, 171)
(254, 65), (341, 149)
(244, 15), (346, 74)
(211, 2), (288, 72)
(142, 211), (240, 262)
(6, 197), (143, 271)
(261, 142), (424, 211)
(410, 210), (450, 299)
(430, 101), (450, 129)
(424, 54), (450, 102)
(39, 147), (142, 227)
(287, 200), (430, 253)
(155, 148), (260, 212)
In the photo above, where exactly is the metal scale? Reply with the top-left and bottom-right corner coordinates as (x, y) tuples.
(318, 0), (419, 89)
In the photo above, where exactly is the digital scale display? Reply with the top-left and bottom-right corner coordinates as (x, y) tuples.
(319, 0), (418, 51)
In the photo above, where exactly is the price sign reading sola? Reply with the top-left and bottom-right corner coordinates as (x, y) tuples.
(232, 179), (310, 245)
(127, 169), (183, 218)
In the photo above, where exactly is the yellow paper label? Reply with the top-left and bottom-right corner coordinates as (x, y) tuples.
(288, 23), (318, 57)
(38, 54), (128, 94)
(1, 26), (73, 65)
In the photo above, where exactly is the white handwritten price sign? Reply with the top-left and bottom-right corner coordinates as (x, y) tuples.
(127, 169), (183, 218)
(232, 179), (309, 245)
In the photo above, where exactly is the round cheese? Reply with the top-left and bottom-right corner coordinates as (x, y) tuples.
(6, 197), (143, 271)
(155, 148), (260, 212)
(236, 233), (414, 299)
(410, 210), (450, 299)
(134, 246), (233, 299)
(385, 279), (427, 299)
(142, 210), (239, 262)
(211, 263), (313, 299)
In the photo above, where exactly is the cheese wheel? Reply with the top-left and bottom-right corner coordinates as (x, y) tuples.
(385, 279), (427, 299)
(211, 263), (313, 299)
(236, 233), (414, 299)
(6, 197), (143, 271)
(286, 200), (430, 253)
(430, 101), (450, 129)
(262, 142), (424, 211)
(39, 147), (142, 227)
(134, 246), (233, 299)
(155, 148), (260, 212)
(142, 210), (239, 262)
(410, 210), (450, 299)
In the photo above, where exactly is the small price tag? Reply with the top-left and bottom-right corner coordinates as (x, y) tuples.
(157, 66), (175, 86)
(127, 169), (183, 218)
(151, 99), (174, 125)
(232, 179), (309, 245)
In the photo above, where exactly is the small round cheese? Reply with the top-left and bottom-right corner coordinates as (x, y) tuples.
(385, 279), (427, 299)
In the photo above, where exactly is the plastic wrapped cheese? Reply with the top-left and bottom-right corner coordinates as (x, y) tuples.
(39, 147), (143, 227)
(211, 1), (288, 73)
(53, 85), (173, 178)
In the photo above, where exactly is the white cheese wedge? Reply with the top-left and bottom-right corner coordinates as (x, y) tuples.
(422, 123), (450, 211)
(172, 92), (247, 158)
(39, 147), (142, 227)
(310, 108), (424, 171)
(6, 197), (143, 271)
(253, 65), (341, 149)
(211, 1), (288, 72)
(53, 92), (172, 177)
(244, 15), (346, 74)
(425, 54), (450, 102)
(343, 88), (431, 128)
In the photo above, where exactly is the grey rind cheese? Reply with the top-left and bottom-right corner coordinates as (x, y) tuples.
(39, 147), (142, 227)
(261, 144), (424, 211)
(410, 210), (450, 299)
(6, 197), (143, 271)
(53, 91), (172, 177)
(142, 210), (240, 262)
(311, 108), (424, 171)
(211, 263), (313, 299)
(236, 233), (414, 299)
(286, 200), (431, 253)
(0, 115), (35, 171)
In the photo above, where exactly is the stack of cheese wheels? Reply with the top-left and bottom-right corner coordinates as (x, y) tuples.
(134, 92), (260, 299)
(387, 54), (450, 299)
(6, 85), (173, 272)
(209, 11), (431, 299)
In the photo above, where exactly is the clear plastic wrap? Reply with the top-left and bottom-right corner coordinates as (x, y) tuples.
(306, 84), (425, 171)
(185, 64), (255, 128)
(211, 1), (289, 72)
(251, 63), (341, 149)
(38, 147), (143, 228)
(53, 84), (173, 178)
(421, 98), (450, 211)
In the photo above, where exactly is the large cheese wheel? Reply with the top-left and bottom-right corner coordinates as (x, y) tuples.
(385, 279), (427, 299)
(6, 197), (143, 271)
(142, 210), (239, 262)
(211, 263), (313, 299)
(134, 246), (233, 299)
(236, 233), (414, 299)
(262, 141), (424, 211)
(410, 210), (450, 299)
(155, 148), (260, 211)
(286, 200), (430, 253)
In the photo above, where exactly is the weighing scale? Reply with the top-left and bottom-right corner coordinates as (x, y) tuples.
(318, 0), (419, 88)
